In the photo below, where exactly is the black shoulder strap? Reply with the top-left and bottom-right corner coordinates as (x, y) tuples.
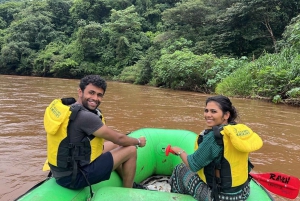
(61, 97), (76, 105)
(211, 126), (224, 201)
(69, 104), (81, 121)
(60, 97), (79, 121)
(213, 126), (223, 145)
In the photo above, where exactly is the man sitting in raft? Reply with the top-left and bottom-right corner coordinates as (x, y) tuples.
(44, 75), (146, 190)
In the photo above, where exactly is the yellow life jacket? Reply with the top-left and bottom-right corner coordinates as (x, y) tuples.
(195, 124), (263, 191)
(44, 98), (105, 171)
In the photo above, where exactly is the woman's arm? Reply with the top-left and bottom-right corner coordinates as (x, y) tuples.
(171, 132), (222, 172)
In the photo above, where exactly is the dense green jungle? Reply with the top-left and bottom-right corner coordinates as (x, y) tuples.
(0, 0), (299, 106)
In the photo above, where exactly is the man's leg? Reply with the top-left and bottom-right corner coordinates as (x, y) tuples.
(103, 141), (123, 177)
(103, 141), (119, 152)
(110, 145), (137, 188)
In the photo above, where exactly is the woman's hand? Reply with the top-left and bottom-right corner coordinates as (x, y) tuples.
(171, 146), (185, 155)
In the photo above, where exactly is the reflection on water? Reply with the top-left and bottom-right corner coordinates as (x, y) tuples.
(0, 75), (299, 200)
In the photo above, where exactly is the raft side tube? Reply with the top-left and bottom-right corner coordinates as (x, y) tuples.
(92, 186), (196, 201)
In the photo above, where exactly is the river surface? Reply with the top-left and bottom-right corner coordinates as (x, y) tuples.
(0, 75), (299, 201)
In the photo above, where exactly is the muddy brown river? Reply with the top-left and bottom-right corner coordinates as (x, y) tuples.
(0, 75), (299, 201)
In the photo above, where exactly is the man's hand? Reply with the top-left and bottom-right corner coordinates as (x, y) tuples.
(137, 136), (146, 147)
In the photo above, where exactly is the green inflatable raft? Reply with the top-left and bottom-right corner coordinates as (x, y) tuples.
(16, 128), (274, 201)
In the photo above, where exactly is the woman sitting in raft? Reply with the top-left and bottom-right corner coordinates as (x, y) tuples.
(167, 95), (263, 201)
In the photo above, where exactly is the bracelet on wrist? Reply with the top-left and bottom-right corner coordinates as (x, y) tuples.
(177, 150), (185, 156)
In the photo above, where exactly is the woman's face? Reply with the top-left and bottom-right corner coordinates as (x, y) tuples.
(204, 101), (229, 127)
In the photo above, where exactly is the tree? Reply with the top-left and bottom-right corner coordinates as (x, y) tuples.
(46, 0), (74, 37)
(153, 50), (216, 92)
(211, 0), (300, 57)
(0, 1), (61, 75)
(33, 42), (65, 76)
(162, 0), (214, 39)
(70, 0), (111, 23)
(7, 14), (57, 50)
(102, 6), (149, 73)
(279, 14), (300, 52)
(0, 1), (22, 28)
(0, 41), (32, 74)
(75, 22), (103, 62)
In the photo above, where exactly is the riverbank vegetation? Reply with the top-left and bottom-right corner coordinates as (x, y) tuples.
(0, 0), (299, 106)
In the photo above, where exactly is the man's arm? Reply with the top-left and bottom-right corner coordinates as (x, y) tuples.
(93, 125), (146, 147)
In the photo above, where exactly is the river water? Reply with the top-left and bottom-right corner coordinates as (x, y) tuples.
(0, 75), (299, 201)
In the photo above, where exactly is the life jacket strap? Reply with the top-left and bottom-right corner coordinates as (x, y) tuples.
(69, 104), (81, 120)
(69, 143), (93, 198)
(61, 97), (76, 105)
(211, 126), (223, 201)
(79, 168), (94, 199)
(213, 126), (223, 146)
(212, 164), (222, 201)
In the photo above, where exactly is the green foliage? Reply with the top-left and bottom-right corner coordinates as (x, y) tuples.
(286, 88), (300, 98)
(75, 22), (103, 61)
(0, 0), (23, 2)
(104, 0), (133, 11)
(0, 17), (7, 29)
(162, 0), (209, 29)
(252, 49), (300, 98)
(160, 37), (193, 55)
(272, 95), (282, 104)
(256, 65), (288, 97)
(70, 0), (111, 23)
(117, 55), (155, 84)
(211, 0), (299, 57)
(50, 58), (78, 78)
(204, 56), (248, 90)
(109, 6), (142, 32)
(4, 1), (60, 51)
(77, 61), (105, 76)
(160, 0), (215, 53)
(134, 58), (153, 84)
(130, 45), (161, 85)
(33, 42), (65, 76)
(216, 48), (300, 100)
(152, 38), (248, 92)
(152, 50), (216, 92)
(0, 1), (22, 28)
(117, 64), (142, 83)
(46, 0), (74, 36)
(16, 52), (37, 75)
(0, 28), (7, 48)
(0, 0), (299, 107)
(100, 5), (150, 74)
(0, 41), (32, 73)
(215, 64), (255, 97)
(279, 14), (300, 51)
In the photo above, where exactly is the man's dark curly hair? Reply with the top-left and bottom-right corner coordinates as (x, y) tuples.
(79, 75), (107, 94)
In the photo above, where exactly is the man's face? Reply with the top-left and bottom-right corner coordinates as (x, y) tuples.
(78, 83), (104, 111)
